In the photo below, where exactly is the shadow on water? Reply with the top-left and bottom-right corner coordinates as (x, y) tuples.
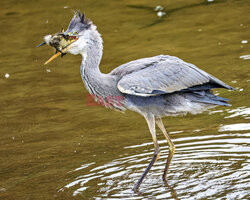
(127, 0), (226, 28)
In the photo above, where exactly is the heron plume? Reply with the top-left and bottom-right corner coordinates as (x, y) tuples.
(67, 10), (92, 31)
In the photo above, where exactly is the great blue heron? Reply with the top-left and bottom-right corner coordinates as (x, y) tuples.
(38, 11), (234, 191)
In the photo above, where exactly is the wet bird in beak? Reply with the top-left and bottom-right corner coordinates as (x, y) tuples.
(37, 29), (78, 65)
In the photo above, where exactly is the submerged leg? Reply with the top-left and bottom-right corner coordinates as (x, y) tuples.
(155, 118), (175, 181)
(133, 114), (161, 192)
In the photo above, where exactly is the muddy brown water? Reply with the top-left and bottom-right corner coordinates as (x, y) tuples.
(0, 0), (249, 199)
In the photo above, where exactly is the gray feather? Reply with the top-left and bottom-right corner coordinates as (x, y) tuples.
(111, 55), (233, 96)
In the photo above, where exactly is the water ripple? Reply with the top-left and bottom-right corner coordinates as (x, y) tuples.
(225, 107), (250, 119)
(59, 127), (250, 199)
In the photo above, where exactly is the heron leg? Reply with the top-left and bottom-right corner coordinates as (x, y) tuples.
(133, 114), (160, 192)
(156, 118), (175, 182)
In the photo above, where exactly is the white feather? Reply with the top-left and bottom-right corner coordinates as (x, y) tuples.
(44, 35), (52, 45)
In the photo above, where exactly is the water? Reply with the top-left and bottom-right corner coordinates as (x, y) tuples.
(0, 0), (249, 199)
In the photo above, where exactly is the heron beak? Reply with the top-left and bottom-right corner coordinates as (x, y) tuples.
(44, 42), (74, 65)
(44, 36), (78, 65)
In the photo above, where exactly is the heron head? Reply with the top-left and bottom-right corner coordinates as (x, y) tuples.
(39, 11), (95, 64)
(62, 10), (93, 55)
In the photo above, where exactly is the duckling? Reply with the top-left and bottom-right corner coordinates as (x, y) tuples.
(37, 28), (78, 64)
(44, 33), (69, 57)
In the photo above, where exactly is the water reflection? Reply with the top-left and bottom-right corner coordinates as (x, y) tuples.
(59, 125), (250, 199)
(219, 123), (250, 132)
(225, 107), (250, 119)
(240, 55), (250, 60)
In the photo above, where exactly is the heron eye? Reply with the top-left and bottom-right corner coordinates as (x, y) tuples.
(74, 31), (78, 35)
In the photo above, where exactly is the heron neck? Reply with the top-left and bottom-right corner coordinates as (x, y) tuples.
(79, 30), (125, 110)
(79, 31), (105, 96)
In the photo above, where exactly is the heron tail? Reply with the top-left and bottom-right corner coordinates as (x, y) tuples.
(189, 90), (231, 106)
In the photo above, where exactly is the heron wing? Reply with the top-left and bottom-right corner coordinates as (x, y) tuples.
(113, 55), (233, 96)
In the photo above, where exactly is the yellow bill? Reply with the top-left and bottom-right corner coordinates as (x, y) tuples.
(44, 52), (62, 65)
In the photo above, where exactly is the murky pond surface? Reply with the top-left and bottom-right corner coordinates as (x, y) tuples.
(0, 0), (249, 199)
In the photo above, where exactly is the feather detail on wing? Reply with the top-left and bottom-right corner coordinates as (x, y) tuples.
(114, 55), (233, 96)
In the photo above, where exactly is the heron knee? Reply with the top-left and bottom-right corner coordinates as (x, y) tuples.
(169, 143), (175, 155)
(155, 150), (161, 161)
